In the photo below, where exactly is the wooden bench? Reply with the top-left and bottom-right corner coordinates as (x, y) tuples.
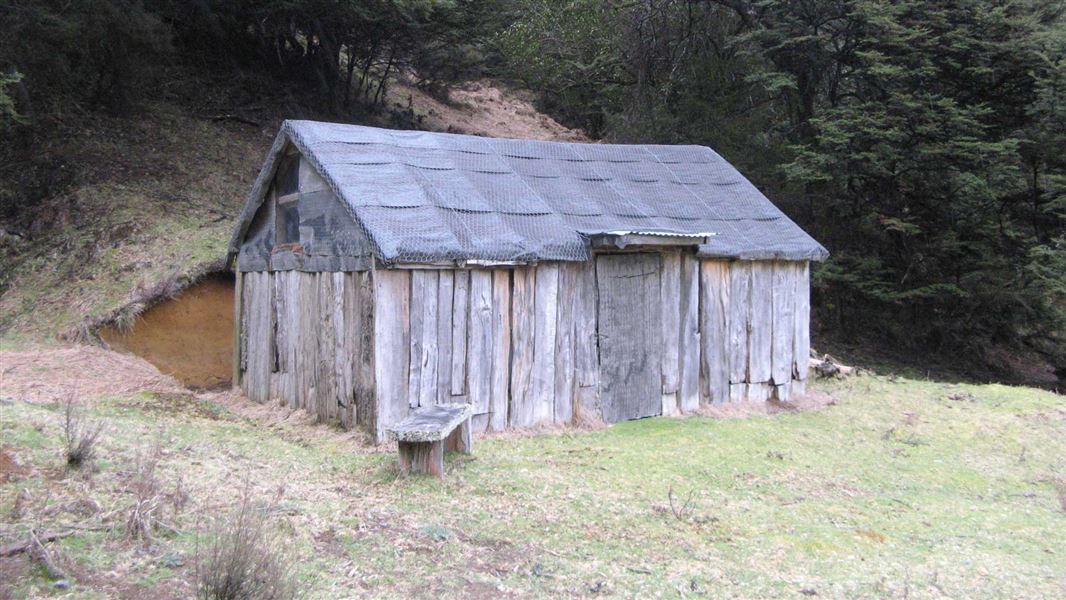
(386, 403), (473, 479)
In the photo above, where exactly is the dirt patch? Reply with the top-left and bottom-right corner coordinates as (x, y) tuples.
(695, 389), (837, 419)
(0, 345), (186, 404)
(0, 446), (28, 483)
(100, 273), (234, 389)
(392, 79), (589, 142)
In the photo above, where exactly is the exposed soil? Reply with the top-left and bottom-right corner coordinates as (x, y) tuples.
(99, 273), (235, 389)
(0, 446), (28, 483)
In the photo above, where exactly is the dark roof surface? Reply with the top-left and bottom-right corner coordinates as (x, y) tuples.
(230, 120), (828, 264)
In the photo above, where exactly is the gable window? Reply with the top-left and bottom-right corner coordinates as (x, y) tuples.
(274, 154), (300, 245)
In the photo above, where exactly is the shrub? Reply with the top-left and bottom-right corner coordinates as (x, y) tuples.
(195, 495), (300, 600)
(62, 395), (103, 468)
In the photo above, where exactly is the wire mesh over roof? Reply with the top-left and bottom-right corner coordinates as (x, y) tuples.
(229, 120), (828, 265)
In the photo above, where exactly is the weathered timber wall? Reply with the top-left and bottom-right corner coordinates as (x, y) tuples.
(237, 256), (812, 442)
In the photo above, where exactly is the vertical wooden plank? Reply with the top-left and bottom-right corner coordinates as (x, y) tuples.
(317, 273), (336, 421)
(531, 263), (559, 424)
(435, 271), (454, 404)
(700, 260), (730, 404)
(407, 271), (427, 408)
(296, 271), (319, 411)
(334, 272), (354, 426)
(678, 254), (701, 412)
(355, 271), (376, 429)
(450, 270), (469, 396)
(573, 261), (599, 420)
(284, 271), (300, 409)
(660, 251), (681, 407)
(373, 269), (411, 443)
(771, 261), (796, 386)
(468, 270), (493, 420)
(749, 261), (773, 385)
(553, 263), (577, 424)
(793, 262), (811, 382)
(271, 272), (287, 404)
(418, 271), (439, 408)
(728, 261), (752, 389)
(232, 271), (244, 387)
(509, 266), (536, 427)
(489, 269), (511, 432)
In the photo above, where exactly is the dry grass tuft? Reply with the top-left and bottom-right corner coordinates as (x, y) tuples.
(1055, 478), (1066, 513)
(195, 493), (301, 600)
(124, 437), (176, 541)
(62, 395), (104, 468)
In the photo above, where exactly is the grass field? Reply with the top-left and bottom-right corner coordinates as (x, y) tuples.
(1, 373), (1063, 599)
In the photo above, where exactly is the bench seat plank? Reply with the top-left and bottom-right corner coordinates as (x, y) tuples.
(387, 403), (473, 442)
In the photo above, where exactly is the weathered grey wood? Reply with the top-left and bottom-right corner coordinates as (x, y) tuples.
(407, 271), (426, 408)
(773, 382), (791, 404)
(449, 270), (469, 396)
(728, 261), (752, 387)
(355, 271), (375, 428)
(596, 254), (662, 423)
(554, 263), (578, 424)
(232, 272), (243, 387)
(332, 272), (351, 424)
(700, 260), (730, 404)
(574, 261), (598, 388)
(247, 272), (274, 404)
(729, 382), (746, 403)
(296, 271), (319, 411)
(660, 251), (682, 409)
(397, 441), (444, 479)
(770, 261), (796, 386)
(435, 271), (454, 404)
(747, 382), (772, 403)
(373, 269), (411, 443)
(793, 262), (811, 382)
(299, 157), (328, 193)
(509, 266), (536, 427)
(792, 378), (807, 397)
(418, 271), (440, 408)
(317, 273), (337, 421)
(678, 254), (701, 412)
(749, 261), (773, 384)
(489, 269), (511, 431)
(387, 403), (473, 442)
(468, 270), (494, 420)
(531, 264), (559, 424)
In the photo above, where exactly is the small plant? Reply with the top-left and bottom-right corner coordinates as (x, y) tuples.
(62, 395), (103, 468)
(125, 436), (177, 541)
(195, 493), (300, 600)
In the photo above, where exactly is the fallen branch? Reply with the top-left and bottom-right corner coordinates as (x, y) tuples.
(28, 529), (67, 580)
(0, 529), (74, 558)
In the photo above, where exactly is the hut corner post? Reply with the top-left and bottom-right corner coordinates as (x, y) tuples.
(232, 270), (243, 388)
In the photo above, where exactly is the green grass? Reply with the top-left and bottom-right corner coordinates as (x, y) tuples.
(1, 375), (1063, 598)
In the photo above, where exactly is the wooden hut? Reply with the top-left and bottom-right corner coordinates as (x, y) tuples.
(228, 121), (828, 442)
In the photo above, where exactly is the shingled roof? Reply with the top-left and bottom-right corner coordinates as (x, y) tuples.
(229, 120), (828, 265)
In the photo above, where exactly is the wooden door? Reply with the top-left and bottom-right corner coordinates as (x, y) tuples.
(596, 253), (662, 423)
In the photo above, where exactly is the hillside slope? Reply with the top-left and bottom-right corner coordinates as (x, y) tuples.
(0, 79), (586, 347)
